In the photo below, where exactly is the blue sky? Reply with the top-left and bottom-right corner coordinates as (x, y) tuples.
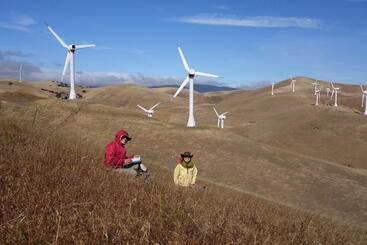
(0, 0), (366, 88)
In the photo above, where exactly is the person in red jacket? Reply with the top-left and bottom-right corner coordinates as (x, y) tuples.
(104, 130), (148, 176)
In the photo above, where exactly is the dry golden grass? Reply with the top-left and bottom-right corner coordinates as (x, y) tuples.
(1, 79), (367, 227)
(1, 118), (366, 244)
(1, 78), (367, 240)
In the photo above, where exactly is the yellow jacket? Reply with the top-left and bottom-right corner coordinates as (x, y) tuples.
(174, 163), (198, 187)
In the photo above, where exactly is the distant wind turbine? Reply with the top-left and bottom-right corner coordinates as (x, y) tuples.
(330, 82), (340, 107)
(213, 107), (228, 129)
(315, 87), (321, 106)
(18, 65), (22, 83)
(271, 82), (275, 96)
(290, 77), (296, 93)
(137, 102), (161, 117)
(360, 84), (367, 115)
(173, 46), (219, 127)
(47, 25), (96, 100)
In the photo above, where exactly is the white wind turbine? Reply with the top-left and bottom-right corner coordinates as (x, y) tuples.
(360, 84), (367, 115)
(137, 102), (161, 118)
(18, 65), (22, 82)
(312, 80), (318, 95)
(271, 82), (275, 96)
(47, 25), (96, 100)
(290, 77), (296, 92)
(213, 107), (228, 129)
(330, 82), (340, 107)
(315, 87), (321, 106)
(173, 46), (219, 127)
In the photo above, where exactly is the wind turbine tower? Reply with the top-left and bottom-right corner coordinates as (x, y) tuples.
(271, 82), (275, 96)
(315, 87), (321, 106)
(18, 65), (22, 83)
(360, 84), (367, 115)
(290, 77), (296, 93)
(173, 46), (219, 127)
(47, 25), (96, 100)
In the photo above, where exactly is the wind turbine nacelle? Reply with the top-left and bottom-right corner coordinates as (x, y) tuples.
(220, 115), (226, 119)
(189, 69), (195, 77)
(69, 45), (76, 51)
(147, 110), (154, 117)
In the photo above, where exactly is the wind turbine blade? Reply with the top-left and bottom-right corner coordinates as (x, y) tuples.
(150, 102), (161, 110)
(221, 112), (229, 116)
(331, 82), (335, 89)
(137, 105), (148, 112)
(75, 44), (96, 49)
(213, 107), (219, 117)
(178, 47), (190, 72)
(61, 52), (70, 82)
(173, 76), (190, 97)
(195, 71), (219, 78)
(47, 26), (68, 48)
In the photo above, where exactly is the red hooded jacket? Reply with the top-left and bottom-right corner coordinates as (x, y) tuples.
(103, 130), (133, 168)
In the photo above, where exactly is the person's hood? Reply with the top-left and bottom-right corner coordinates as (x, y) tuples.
(114, 130), (131, 143)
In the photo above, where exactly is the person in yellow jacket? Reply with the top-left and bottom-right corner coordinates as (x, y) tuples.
(174, 152), (198, 188)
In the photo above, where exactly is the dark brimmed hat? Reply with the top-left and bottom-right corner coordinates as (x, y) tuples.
(120, 134), (132, 141)
(181, 152), (193, 158)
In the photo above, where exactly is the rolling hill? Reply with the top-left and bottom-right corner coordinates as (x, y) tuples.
(1, 77), (367, 241)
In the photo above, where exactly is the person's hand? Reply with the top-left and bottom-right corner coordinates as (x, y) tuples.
(124, 158), (132, 164)
(134, 155), (141, 158)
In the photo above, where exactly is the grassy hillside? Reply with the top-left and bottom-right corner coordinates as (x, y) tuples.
(1, 118), (366, 244)
(1, 78), (367, 237)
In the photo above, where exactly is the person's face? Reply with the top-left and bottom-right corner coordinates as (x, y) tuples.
(120, 137), (128, 145)
(183, 157), (191, 163)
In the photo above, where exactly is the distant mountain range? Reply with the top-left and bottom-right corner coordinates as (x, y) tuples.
(149, 84), (237, 93)
(84, 81), (272, 92)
